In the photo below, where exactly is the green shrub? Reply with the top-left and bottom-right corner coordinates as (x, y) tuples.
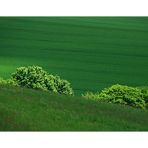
(12, 66), (74, 95)
(82, 91), (100, 100)
(82, 84), (146, 109)
(138, 86), (148, 108)
(52, 75), (73, 95)
(0, 77), (18, 86)
(44, 74), (74, 95)
(12, 66), (48, 90)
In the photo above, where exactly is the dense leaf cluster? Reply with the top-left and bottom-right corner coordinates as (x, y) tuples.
(12, 66), (74, 95)
(82, 84), (147, 109)
(0, 77), (18, 86)
(0, 66), (73, 95)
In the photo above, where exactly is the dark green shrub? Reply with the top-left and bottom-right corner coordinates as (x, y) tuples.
(12, 66), (74, 95)
(82, 84), (146, 109)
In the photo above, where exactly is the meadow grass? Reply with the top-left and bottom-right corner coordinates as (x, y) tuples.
(0, 17), (148, 94)
(0, 85), (148, 131)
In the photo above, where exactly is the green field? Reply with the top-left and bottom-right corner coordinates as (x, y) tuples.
(0, 17), (148, 94)
(0, 85), (148, 131)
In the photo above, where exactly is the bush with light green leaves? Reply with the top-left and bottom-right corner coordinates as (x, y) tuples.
(138, 86), (148, 109)
(44, 74), (74, 95)
(82, 84), (146, 109)
(0, 77), (18, 86)
(12, 66), (74, 95)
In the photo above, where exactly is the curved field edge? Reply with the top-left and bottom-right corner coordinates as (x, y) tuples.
(0, 85), (148, 131)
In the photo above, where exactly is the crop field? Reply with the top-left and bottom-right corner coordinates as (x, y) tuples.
(0, 17), (148, 94)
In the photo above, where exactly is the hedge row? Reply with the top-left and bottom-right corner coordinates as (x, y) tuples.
(1, 66), (148, 109)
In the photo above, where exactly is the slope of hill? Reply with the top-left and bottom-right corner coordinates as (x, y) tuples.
(0, 17), (148, 94)
(0, 85), (148, 131)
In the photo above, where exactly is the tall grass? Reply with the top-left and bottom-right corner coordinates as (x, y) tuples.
(0, 85), (148, 131)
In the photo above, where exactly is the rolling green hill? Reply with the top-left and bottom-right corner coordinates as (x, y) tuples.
(0, 17), (148, 94)
(0, 85), (148, 131)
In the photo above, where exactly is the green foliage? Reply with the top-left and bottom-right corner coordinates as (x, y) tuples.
(82, 84), (146, 109)
(44, 74), (74, 95)
(82, 91), (100, 100)
(0, 77), (18, 86)
(138, 86), (148, 108)
(12, 66), (74, 95)
(12, 66), (48, 90)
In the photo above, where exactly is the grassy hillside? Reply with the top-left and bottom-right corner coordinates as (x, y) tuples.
(0, 85), (148, 131)
(0, 17), (148, 94)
